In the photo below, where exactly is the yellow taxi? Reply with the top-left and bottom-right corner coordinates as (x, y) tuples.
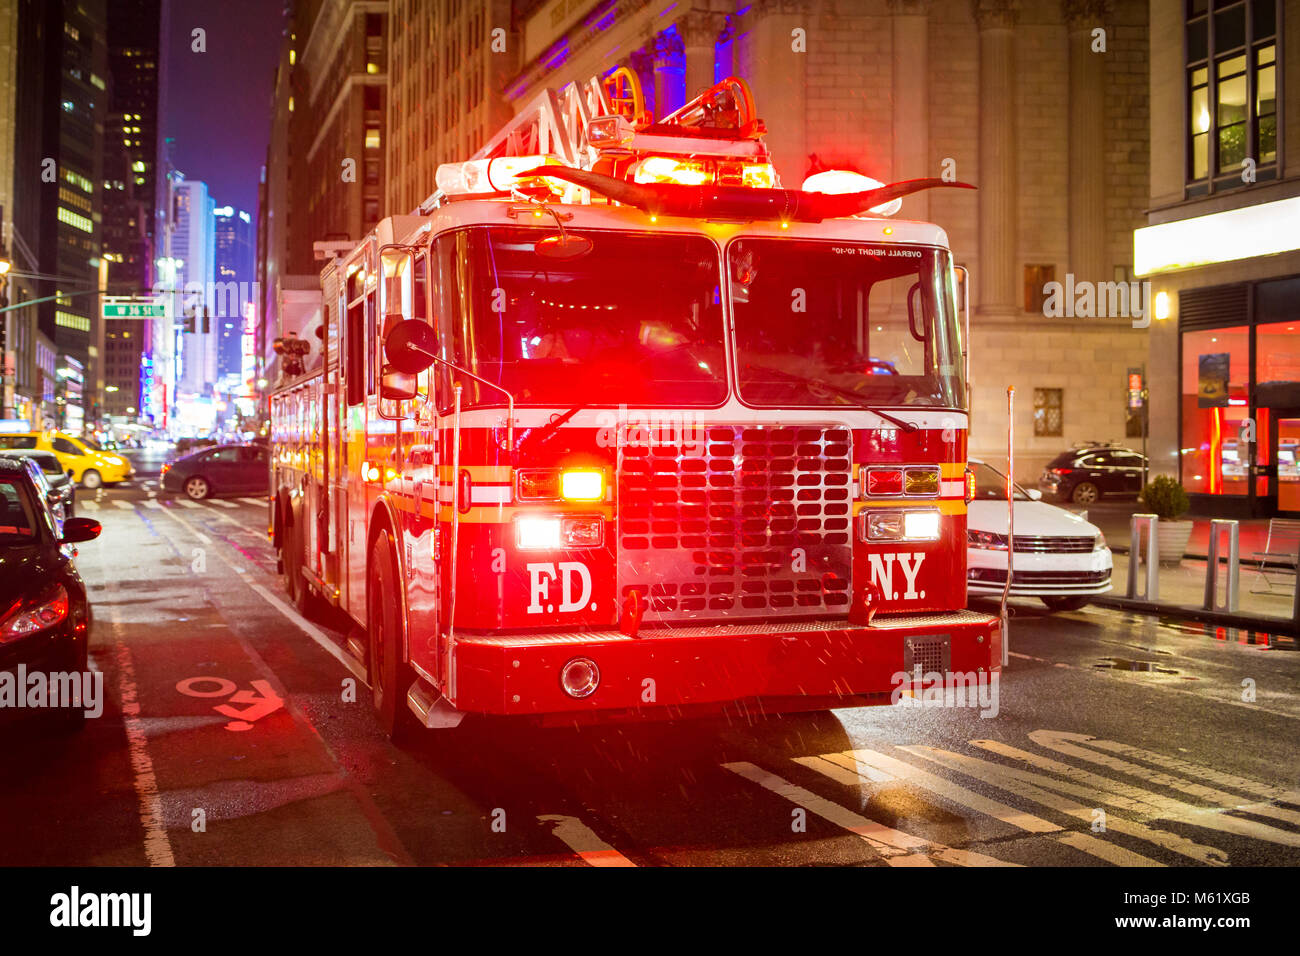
(0, 430), (134, 488)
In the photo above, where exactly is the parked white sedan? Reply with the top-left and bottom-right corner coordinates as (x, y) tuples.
(966, 459), (1113, 612)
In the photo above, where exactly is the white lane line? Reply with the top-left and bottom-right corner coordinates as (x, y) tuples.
(1028, 730), (1300, 828)
(210, 499), (238, 509)
(902, 745), (1230, 864)
(103, 605), (175, 867)
(79, 499), (100, 511)
(1056, 831), (1164, 867)
(150, 501), (366, 683)
(537, 815), (636, 867)
(833, 749), (1063, 834)
(722, 761), (1018, 867)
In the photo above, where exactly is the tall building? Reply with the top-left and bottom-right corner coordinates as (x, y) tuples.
(453, 0), (1152, 479)
(385, 0), (515, 214)
(171, 176), (216, 397)
(287, 0), (388, 275)
(101, 0), (167, 421)
(1140, 0), (1298, 519)
(213, 203), (254, 380)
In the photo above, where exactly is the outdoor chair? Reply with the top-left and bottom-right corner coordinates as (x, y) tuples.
(1249, 518), (1300, 593)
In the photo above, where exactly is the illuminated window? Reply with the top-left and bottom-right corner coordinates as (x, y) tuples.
(1024, 264), (1055, 314)
(1033, 389), (1063, 437)
(1186, 0), (1278, 194)
(57, 207), (94, 233)
(365, 128), (381, 150)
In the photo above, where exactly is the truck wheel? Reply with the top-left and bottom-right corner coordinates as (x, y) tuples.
(368, 530), (413, 740)
(81, 469), (102, 490)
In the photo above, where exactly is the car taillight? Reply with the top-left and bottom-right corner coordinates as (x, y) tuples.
(0, 584), (69, 642)
(160, 463), (171, 476)
(866, 468), (904, 496)
(1050, 468), (1069, 476)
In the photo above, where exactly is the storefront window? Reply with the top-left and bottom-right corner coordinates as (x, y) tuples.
(1181, 326), (1250, 495)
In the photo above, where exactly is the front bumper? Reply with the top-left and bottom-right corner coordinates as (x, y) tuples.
(449, 610), (1002, 717)
(967, 546), (1113, 596)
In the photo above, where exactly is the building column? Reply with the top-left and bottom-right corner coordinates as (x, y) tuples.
(890, 0), (931, 221)
(974, 0), (1020, 316)
(750, 0), (809, 185)
(681, 9), (728, 100)
(653, 30), (686, 118)
(1065, 0), (1109, 286)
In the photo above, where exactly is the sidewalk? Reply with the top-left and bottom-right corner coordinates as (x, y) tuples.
(1096, 551), (1300, 635)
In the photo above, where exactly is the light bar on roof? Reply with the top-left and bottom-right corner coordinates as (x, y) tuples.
(434, 155), (560, 195)
(802, 170), (902, 217)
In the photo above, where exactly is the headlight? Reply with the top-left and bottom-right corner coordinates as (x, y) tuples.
(903, 510), (941, 540)
(0, 584), (69, 642)
(1094, 531), (1107, 551)
(967, 529), (1009, 550)
(515, 515), (604, 550)
(863, 509), (941, 541)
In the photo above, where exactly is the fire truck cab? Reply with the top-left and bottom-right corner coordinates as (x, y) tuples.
(270, 75), (1001, 737)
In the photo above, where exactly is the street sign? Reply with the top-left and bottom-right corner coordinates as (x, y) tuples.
(101, 296), (166, 319)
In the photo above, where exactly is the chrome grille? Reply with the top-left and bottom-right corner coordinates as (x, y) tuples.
(1013, 535), (1096, 553)
(617, 424), (853, 622)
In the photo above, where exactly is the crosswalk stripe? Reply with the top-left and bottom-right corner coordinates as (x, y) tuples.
(793, 755), (894, 786)
(722, 761), (1019, 867)
(237, 497), (265, 506)
(79, 500), (100, 511)
(175, 499), (201, 509)
(536, 815), (635, 867)
(1027, 730), (1300, 828)
(1056, 832), (1164, 867)
(903, 745), (1232, 864)
(1085, 736), (1300, 807)
(113, 499), (135, 509)
(833, 749), (1063, 834)
(210, 499), (238, 508)
(141, 499), (162, 510)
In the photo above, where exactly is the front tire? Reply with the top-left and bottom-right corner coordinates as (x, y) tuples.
(1042, 595), (1090, 612)
(1070, 481), (1099, 505)
(80, 469), (101, 490)
(368, 530), (413, 740)
(184, 475), (210, 500)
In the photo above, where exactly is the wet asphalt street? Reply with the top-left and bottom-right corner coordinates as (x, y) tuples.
(1, 454), (1298, 868)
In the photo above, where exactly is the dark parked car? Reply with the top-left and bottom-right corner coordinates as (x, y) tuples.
(162, 443), (269, 500)
(1039, 443), (1148, 505)
(0, 449), (75, 516)
(0, 457), (102, 731)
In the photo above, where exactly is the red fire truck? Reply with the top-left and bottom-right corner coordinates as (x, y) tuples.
(269, 75), (1000, 737)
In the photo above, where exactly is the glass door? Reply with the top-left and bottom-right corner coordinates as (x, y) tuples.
(1273, 413), (1300, 515)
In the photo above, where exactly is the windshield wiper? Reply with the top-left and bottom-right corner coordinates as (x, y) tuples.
(757, 368), (919, 432)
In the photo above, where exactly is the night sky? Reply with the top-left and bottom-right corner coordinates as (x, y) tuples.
(162, 0), (286, 216)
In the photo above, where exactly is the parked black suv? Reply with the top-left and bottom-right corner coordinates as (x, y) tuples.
(1038, 443), (1148, 505)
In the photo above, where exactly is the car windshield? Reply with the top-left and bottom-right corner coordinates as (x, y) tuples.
(972, 462), (1032, 501)
(437, 226), (727, 407)
(729, 239), (965, 409)
(79, 435), (102, 451)
(0, 479), (38, 545)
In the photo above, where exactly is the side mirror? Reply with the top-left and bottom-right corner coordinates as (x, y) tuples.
(61, 516), (102, 544)
(384, 319), (438, 374)
(380, 364), (418, 401)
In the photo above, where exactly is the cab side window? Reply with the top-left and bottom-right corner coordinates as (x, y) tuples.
(0, 436), (37, 449)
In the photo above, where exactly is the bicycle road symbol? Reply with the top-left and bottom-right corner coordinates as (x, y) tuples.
(175, 676), (284, 731)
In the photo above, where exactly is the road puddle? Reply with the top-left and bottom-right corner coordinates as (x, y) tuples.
(1093, 657), (1180, 674)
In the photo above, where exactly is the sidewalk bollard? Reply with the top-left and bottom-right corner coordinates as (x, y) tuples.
(1127, 514), (1159, 601)
(1203, 519), (1239, 612)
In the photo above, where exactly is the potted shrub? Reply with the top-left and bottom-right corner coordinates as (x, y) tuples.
(1138, 476), (1192, 566)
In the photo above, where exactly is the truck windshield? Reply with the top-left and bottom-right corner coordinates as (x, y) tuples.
(728, 238), (965, 410)
(438, 226), (727, 407)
